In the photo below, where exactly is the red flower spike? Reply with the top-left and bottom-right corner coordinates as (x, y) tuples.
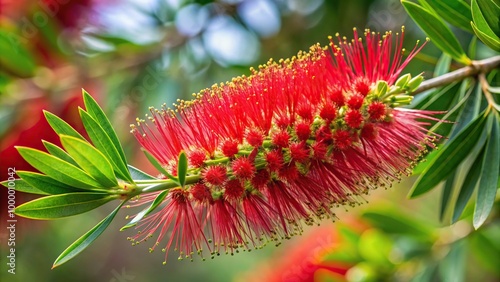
(316, 125), (333, 144)
(242, 194), (278, 241)
(224, 179), (245, 201)
(295, 122), (311, 141)
(129, 28), (435, 263)
(191, 183), (213, 203)
(368, 102), (387, 120)
(221, 140), (239, 158)
(360, 123), (378, 141)
(319, 103), (337, 121)
(346, 93), (364, 109)
(130, 189), (206, 262)
(329, 87), (345, 107)
(353, 77), (371, 96)
(345, 109), (364, 129)
(265, 150), (284, 172)
(189, 150), (207, 168)
(231, 157), (255, 179)
(272, 131), (290, 148)
(202, 165), (227, 186)
(333, 130), (352, 150)
(279, 164), (300, 181)
(209, 199), (247, 255)
(275, 116), (291, 129)
(251, 169), (271, 189)
(246, 129), (264, 147)
(297, 103), (313, 121)
(312, 142), (328, 161)
(289, 142), (310, 163)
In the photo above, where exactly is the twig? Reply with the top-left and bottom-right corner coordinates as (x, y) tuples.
(413, 56), (500, 95)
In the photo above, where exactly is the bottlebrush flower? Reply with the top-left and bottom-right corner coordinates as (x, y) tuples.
(128, 27), (437, 263)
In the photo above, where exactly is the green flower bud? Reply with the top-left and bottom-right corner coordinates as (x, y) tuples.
(395, 73), (411, 88)
(407, 75), (424, 92)
(375, 80), (389, 97)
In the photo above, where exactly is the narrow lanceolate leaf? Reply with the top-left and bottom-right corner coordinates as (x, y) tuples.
(82, 90), (129, 168)
(80, 109), (133, 183)
(476, 0), (500, 37)
(60, 135), (118, 188)
(434, 53), (452, 77)
(14, 192), (115, 219)
(128, 165), (156, 180)
(440, 172), (455, 221)
(16, 171), (83, 195)
(16, 147), (102, 189)
(474, 113), (500, 229)
(402, 1), (470, 64)
(439, 240), (467, 282)
(1, 179), (49, 195)
(53, 201), (125, 268)
(409, 112), (488, 198)
(43, 140), (78, 167)
(449, 83), (482, 140)
(421, 0), (473, 33)
(143, 149), (178, 183)
(452, 146), (485, 223)
(178, 151), (188, 187)
(471, 22), (500, 52)
(362, 209), (434, 240)
(120, 190), (168, 231)
(471, 0), (500, 52)
(44, 111), (85, 140)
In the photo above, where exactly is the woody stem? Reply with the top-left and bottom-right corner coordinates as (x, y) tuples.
(412, 56), (500, 95)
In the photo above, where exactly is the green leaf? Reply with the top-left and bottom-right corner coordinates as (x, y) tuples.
(402, 0), (471, 64)
(439, 240), (466, 282)
(82, 90), (129, 169)
(43, 141), (78, 167)
(60, 135), (118, 188)
(471, 22), (500, 52)
(476, 0), (500, 36)
(470, 228), (500, 275)
(16, 147), (103, 189)
(1, 179), (49, 195)
(410, 111), (488, 198)
(411, 82), (460, 111)
(440, 172), (455, 221)
(0, 30), (36, 77)
(413, 148), (439, 175)
(44, 111), (86, 141)
(471, 0), (500, 51)
(449, 83), (483, 140)
(120, 189), (168, 231)
(434, 53), (452, 77)
(15, 192), (115, 219)
(473, 113), (500, 229)
(52, 201), (125, 268)
(358, 229), (393, 265)
(16, 171), (83, 195)
(421, 0), (473, 33)
(128, 165), (156, 180)
(468, 37), (478, 59)
(143, 149), (178, 183)
(452, 145), (485, 223)
(361, 209), (434, 240)
(178, 151), (188, 187)
(80, 109), (133, 183)
(429, 81), (471, 137)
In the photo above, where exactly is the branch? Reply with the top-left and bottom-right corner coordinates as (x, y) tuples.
(412, 56), (500, 95)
